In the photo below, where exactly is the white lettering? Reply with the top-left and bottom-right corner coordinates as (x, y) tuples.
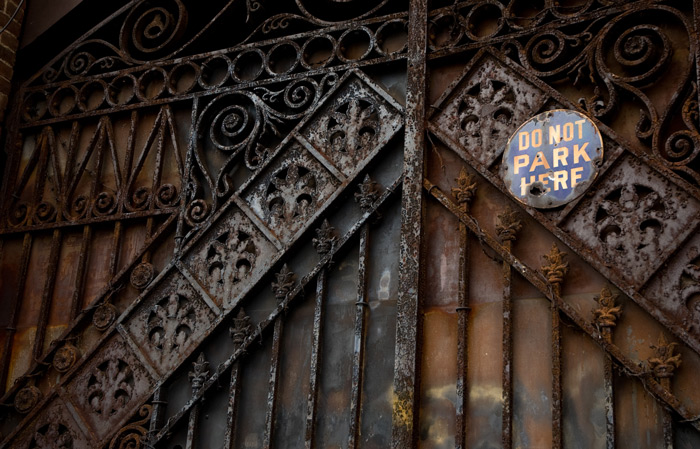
(573, 142), (591, 163)
(571, 167), (584, 187)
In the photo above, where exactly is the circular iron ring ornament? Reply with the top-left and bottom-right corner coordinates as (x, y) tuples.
(92, 302), (117, 331)
(501, 109), (603, 208)
(53, 344), (79, 373)
(14, 385), (41, 414)
(130, 262), (155, 290)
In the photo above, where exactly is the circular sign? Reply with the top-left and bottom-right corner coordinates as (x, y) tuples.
(501, 109), (603, 208)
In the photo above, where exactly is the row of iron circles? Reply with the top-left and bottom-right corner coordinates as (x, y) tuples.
(21, 19), (408, 122)
(22, 62), (196, 121)
(429, 0), (506, 50)
(205, 20), (408, 85)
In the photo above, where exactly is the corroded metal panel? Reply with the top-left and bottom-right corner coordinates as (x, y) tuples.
(563, 154), (700, 287)
(431, 54), (547, 167)
(182, 206), (278, 310)
(2, 1), (700, 448)
(123, 271), (217, 376)
(63, 334), (155, 444)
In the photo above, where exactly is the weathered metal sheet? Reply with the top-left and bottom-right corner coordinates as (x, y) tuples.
(2, 1), (700, 448)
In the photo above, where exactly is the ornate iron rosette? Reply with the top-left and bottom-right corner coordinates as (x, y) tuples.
(53, 344), (80, 373)
(130, 262), (156, 290)
(93, 302), (117, 331)
(14, 385), (42, 414)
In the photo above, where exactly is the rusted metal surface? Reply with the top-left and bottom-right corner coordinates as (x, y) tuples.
(540, 243), (568, 449)
(424, 177), (700, 432)
(594, 286), (622, 449)
(2, 1), (700, 448)
(496, 207), (521, 449)
(391, 1), (426, 448)
(450, 167), (475, 449)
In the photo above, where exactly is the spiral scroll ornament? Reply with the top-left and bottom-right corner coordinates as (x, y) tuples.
(155, 184), (180, 209)
(94, 191), (118, 216)
(67, 194), (89, 220)
(120, 0), (188, 63)
(127, 186), (152, 212)
(9, 202), (29, 227)
(185, 199), (210, 227)
(33, 201), (57, 223)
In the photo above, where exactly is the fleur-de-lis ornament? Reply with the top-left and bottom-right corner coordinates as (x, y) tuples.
(230, 308), (252, 350)
(593, 286), (622, 328)
(354, 174), (380, 211)
(648, 333), (682, 379)
(189, 352), (210, 394)
(496, 208), (522, 244)
(313, 219), (337, 255)
(451, 167), (477, 206)
(541, 243), (569, 291)
(272, 264), (296, 304)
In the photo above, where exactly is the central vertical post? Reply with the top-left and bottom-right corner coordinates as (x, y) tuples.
(391, 0), (428, 448)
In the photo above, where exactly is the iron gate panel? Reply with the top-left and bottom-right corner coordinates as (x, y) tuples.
(1, 1), (700, 448)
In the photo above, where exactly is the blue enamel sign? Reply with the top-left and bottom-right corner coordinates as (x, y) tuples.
(502, 109), (603, 208)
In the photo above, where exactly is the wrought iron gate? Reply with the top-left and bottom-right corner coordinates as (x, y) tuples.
(2, 1), (700, 448)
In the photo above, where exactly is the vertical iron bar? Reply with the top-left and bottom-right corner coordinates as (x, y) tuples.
(392, 0), (427, 446)
(151, 110), (166, 206)
(33, 229), (62, 359)
(87, 119), (108, 218)
(601, 327), (615, 449)
(148, 386), (167, 445)
(552, 285), (562, 449)
(263, 317), (283, 449)
(224, 361), (242, 449)
(186, 402), (201, 449)
(661, 376), (673, 449)
(70, 225), (92, 319)
(349, 224), (370, 449)
(187, 353), (208, 449)
(175, 98), (199, 251)
(501, 239), (514, 449)
(121, 111), (138, 216)
(143, 216), (155, 265)
(0, 233), (32, 393)
(305, 269), (327, 449)
(455, 208), (470, 449)
(109, 221), (122, 278)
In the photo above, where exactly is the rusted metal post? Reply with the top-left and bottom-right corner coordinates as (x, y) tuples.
(305, 220), (336, 449)
(187, 352), (209, 449)
(147, 387), (166, 446)
(265, 265), (294, 449)
(392, 0), (427, 447)
(349, 178), (378, 449)
(0, 232), (32, 393)
(33, 229), (62, 359)
(496, 208), (522, 449)
(452, 168), (477, 449)
(109, 222), (122, 278)
(225, 309), (251, 449)
(540, 243), (568, 449)
(594, 286), (622, 449)
(70, 225), (93, 320)
(648, 333), (682, 449)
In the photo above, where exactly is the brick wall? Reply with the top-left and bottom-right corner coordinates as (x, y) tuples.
(0, 0), (23, 127)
